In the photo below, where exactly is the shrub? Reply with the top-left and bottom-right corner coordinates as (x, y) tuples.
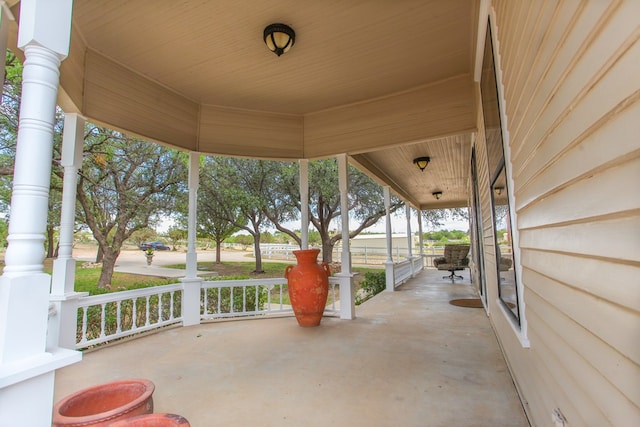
(355, 271), (386, 305)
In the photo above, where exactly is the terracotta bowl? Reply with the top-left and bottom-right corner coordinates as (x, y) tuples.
(107, 413), (190, 426)
(52, 379), (155, 427)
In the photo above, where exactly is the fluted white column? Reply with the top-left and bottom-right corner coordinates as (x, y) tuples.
(181, 152), (202, 326)
(299, 159), (309, 249)
(336, 154), (354, 319)
(0, 2), (80, 425)
(383, 186), (395, 291)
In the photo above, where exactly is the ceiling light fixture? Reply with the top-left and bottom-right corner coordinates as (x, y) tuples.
(494, 186), (504, 196)
(264, 23), (295, 56)
(413, 157), (430, 172)
(432, 191), (442, 200)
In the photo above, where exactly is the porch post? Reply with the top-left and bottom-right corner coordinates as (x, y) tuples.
(405, 204), (415, 277)
(417, 208), (424, 270)
(336, 154), (355, 319)
(180, 152), (202, 326)
(50, 114), (88, 350)
(405, 204), (413, 259)
(383, 186), (395, 291)
(299, 159), (309, 249)
(0, 2), (80, 426)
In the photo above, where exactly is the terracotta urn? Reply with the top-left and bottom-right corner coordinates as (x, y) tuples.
(284, 249), (331, 327)
(108, 413), (190, 426)
(52, 379), (155, 427)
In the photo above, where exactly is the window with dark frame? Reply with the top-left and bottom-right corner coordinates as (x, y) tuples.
(470, 148), (487, 301)
(480, 22), (520, 324)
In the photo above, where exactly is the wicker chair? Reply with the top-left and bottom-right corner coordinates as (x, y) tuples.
(433, 245), (470, 281)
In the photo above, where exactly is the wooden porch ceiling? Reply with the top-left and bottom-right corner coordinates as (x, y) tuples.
(5, 0), (481, 209)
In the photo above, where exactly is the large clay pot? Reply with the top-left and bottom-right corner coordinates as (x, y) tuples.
(284, 249), (331, 327)
(108, 413), (190, 426)
(52, 379), (155, 427)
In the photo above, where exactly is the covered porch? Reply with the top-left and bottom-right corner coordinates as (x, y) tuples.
(54, 269), (528, 426)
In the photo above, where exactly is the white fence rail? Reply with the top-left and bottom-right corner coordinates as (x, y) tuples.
(73, 277), (342, 349)
(75, 284), (183, 349)
(260, 244), (445, 266)
(200, 277), (340, 320)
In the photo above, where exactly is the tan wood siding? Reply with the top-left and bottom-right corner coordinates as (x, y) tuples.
(198, 106), (304, 159)
(83, 50), (199, 151)
(303, 75), (476, 158)
(486, 1), (640, 426)
(58, 24), (86, 113)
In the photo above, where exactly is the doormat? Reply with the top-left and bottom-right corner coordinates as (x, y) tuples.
(449, 298), (484, 308)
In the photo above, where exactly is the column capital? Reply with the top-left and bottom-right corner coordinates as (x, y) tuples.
(18, 0), (73, 59)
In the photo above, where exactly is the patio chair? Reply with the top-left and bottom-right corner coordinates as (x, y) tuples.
(433, 245), (470, 281)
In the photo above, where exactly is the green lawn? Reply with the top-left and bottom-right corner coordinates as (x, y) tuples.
(32, 259), (381, 296)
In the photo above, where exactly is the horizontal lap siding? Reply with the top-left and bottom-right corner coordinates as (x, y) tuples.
(83, 51), (199, 151)
(198, 105), (303, 159)
(58, 25), (86, 112)
(304, 75), (476, 158)
(492, 0), (640, 426)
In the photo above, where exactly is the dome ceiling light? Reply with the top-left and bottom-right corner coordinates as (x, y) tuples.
(264, 23), (296, 56)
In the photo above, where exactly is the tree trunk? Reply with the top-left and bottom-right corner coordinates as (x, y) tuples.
(215, 238), (222, 263)
(97, 249), (118, 289)
(46, 225), (55, 258)
(253, 234), (264, 273)
(95, 245), (104, 263)
(322, 240), (334, 263)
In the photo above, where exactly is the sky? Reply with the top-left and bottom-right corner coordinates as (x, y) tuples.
(157, 211), (469, 235)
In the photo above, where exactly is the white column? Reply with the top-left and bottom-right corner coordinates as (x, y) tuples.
(50, 114), (88, 350)
(0, 2), (80, 426)
(299, 159), (309, 249)
(185, 152), (199, 279)
(406, 204), (415, 277)
(405, 204), (413, 259)
(383, 186), (395, 291)
(180, 152), (202, 326)
(417, 208), (424, 271)
(336, 154), (354, 319)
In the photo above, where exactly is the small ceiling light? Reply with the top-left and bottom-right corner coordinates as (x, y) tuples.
(494, 186), (504, 196)
(432, 191), (442, 200)
(264, 23), (295, 56)
(413, 157), (430, 172)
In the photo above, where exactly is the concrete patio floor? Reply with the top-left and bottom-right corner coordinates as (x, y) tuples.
(53, 269), (529, 426)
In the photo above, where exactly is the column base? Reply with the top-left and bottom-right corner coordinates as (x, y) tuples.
(0, 348), (81, 426)
(179, 277), (203, 326)
(335, 273), (356, 320)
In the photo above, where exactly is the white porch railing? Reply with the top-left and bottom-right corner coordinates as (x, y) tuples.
(75, 284), (183, 349)
(387, 255), (424, 289)
(201, 277), (340, 320)
(73, 277), (341, 349)
(394, 259), (413, 287)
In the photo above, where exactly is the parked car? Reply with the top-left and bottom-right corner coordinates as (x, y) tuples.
(139, 241), (170, 251)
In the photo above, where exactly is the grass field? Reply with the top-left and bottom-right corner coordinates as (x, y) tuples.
(32, 258), (379, 296)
